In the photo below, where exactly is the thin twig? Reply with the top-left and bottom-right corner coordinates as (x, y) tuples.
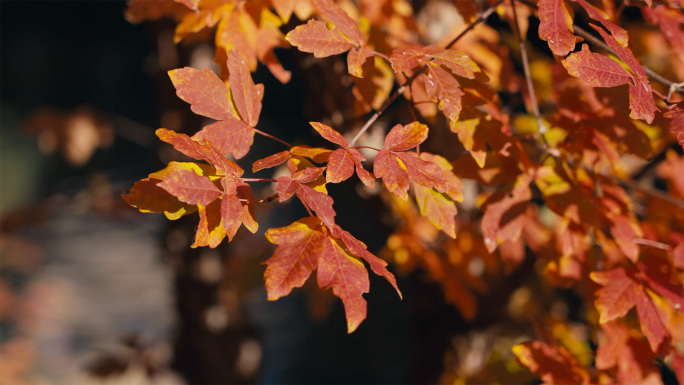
(633, 238), (673, 251)
(618, 177), (684, 210)
(509, 0), (547, 137)
(348, 0), (504, 147)
(240, 178), (278, 182)
(255, 128), (293, 148)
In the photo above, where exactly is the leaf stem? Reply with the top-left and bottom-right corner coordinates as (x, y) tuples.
(632, 238), (673, 251)
(255, 128), (293, 148)
(509, 0), (547, 137)
(353, 145), (382, 152)
(347, 0), (503, 147)
(241, 178), (278, 182)
(240, 193), (279, 204)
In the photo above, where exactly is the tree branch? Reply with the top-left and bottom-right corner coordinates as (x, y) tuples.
(348, 0), (504, 147)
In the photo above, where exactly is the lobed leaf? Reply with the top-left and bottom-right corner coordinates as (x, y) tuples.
(157, 168), (221, 206)
(388, 47), (424, 73)
(227, 50), (264, 127)
(425, 65), (465, 121)
(414, 184), (457, 238)
(664, 101), (684, 149)
(168, 67), (237, 121)
(286, 19), (356, 58)
(193, 116), (254, 159)
(422, 46), (480, 79)
(538, 0), (575, 56)
(572, 0), (628, 46)
(562, 45), (632, 88)
(252, 151), (291, 173)
(347, 45), (374, 78)
(384, 122), (429, 151)
(311, 0), (365, 46)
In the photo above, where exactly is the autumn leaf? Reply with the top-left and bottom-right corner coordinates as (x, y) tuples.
(374, 122), (448, 200)
(347, 45), (374, 78)
(265, 217), (400, 332)
(227, 50), (264, 127)
(193, 116), (255, 160)
(562, 44), (632, 87)
(389, 46), (424, 73)
(571, 0), (628, 46)
(122, 178), (196, 220)
(168, 66), (238, 121)
(272, 0), (296, 23)
(480, 174), (532, 253)
(311, 0), (365, 46)
(537, 0), (575, 56)
(263, 217), (327, 300)
(310, 122), (375, 187)
(286, 19), (356, 58)
(414, 183), (457, 238)
(156, 128), (243, 176)
(513, 340), (590, 385)
(664, 101), (684, 149)
(591, 267), (672, 352)
(157, 168), (221, 206)
(422, 46), (480, 80)
(424, 64), (465, 121)
(252, 151), (291, 173)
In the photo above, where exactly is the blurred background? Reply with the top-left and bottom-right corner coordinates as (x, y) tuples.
(0, 1), (543, 384)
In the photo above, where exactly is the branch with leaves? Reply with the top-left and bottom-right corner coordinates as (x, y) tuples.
(123, 0), (684, 382)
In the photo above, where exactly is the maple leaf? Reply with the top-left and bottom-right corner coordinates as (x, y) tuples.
(156, 128), (243, 177)
(425, 64), (465, 122)
(480, 174), (532, 253)
(591, 26), (657, 123)
(413, 183), (457, 238)
(252, 151), (291, 173)
(596, 321), (657, 384)
(347, 45), (374, 78)
(286, 19), (356, 58)
(311, 0), (365, 46)
(373, 123), (448, 200)
(272, 0), (296, 23)
(170, 51), (264, 159)
(388, 46), (425, 73)
(513, 340), (590, 385)
(157, 168), (221, 206)
(168, 66), (238, 121)
(537, 0), (575, 56)
(562, 45), (632, 88)
(310, 122), (374, 187)
(227, 50), (264, 127)
(664, 101), (684, 149)
(264, 217), (400, 332)
(571, 0), (628, 46)
(276, 166), (336, 229)
(591, 267), (672, 352)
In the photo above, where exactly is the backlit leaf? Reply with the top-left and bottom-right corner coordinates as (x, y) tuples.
(122, 178), (195, 220)
(286, 19), (356, 58)
(572, 0), (628, 46)
(414, 183), (457, 238)
(326, 148), (355, 183)
(389, 46), (424, 73)
(312, 0), (365, 46)
(591, 267), (640, 324)
(562, 45), (632, 87)
(193, 116), (254, 159)
(158, 168), (221, 206)
(385, 122), (428, 151)
(264, 217), (326, 299)
(538, 0), (575, 56)
(227, 50), (264, 127)
(252, 151), (291, 172)
(317, 235), (369, 333)
(156, 128), (243, 176)
(422, 46), (480, 79)
(664, 101), (684, 149)
(168, 67), (237, 121)
(513, 340), (590, 385)
(635, 289), (670, 352)
(310, 121), (349, 148)
(347, 45), (374, 78)
(480, 174), (532, 253)
(425, 64), (465, 121)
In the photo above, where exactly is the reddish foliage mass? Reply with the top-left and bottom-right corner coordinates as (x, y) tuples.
(123, 0), (684, 382)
